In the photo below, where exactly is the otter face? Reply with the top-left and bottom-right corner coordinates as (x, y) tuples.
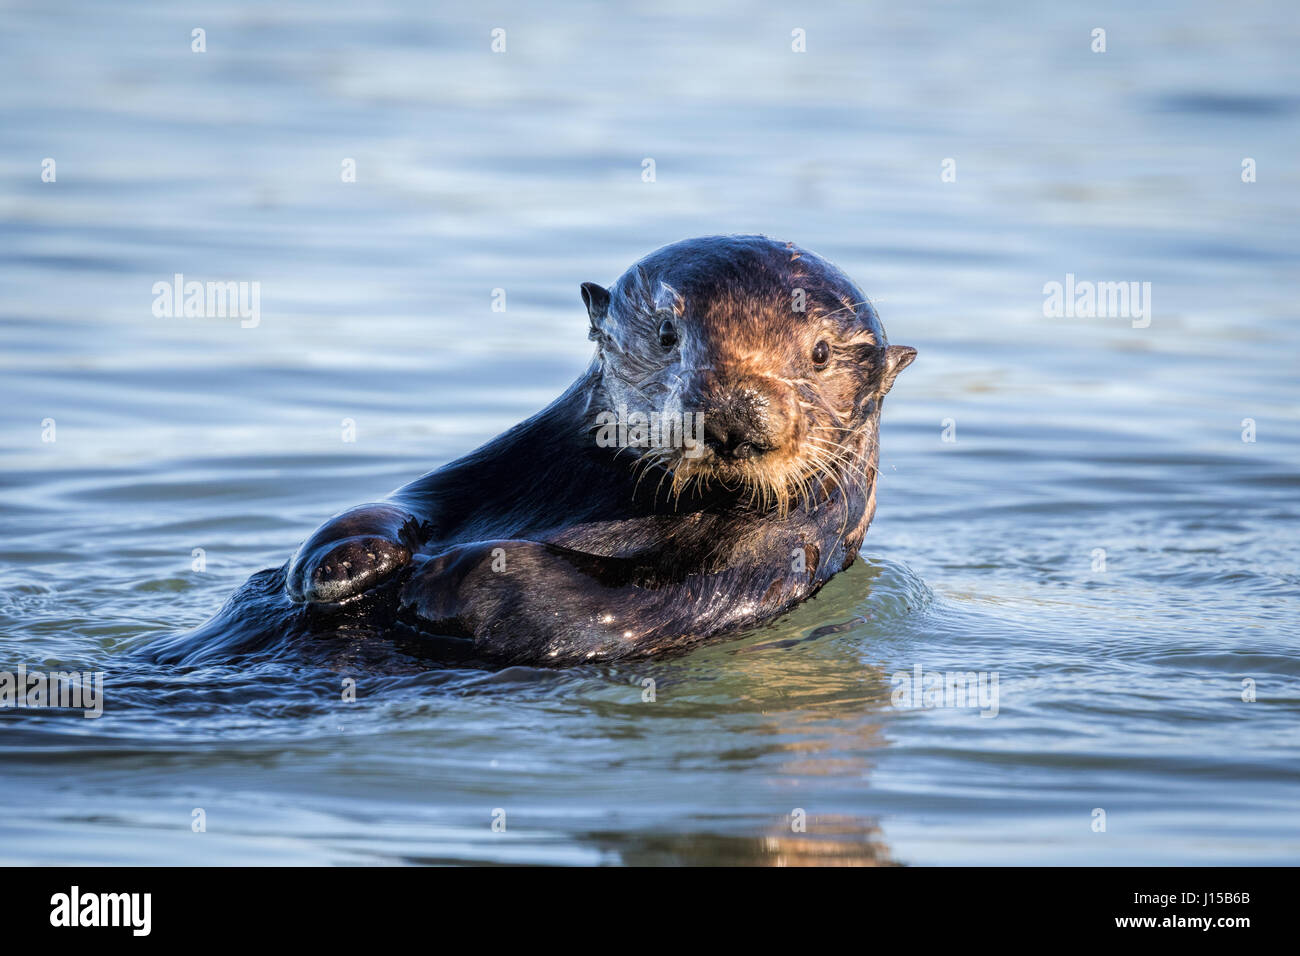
(582, 236), (915, 513)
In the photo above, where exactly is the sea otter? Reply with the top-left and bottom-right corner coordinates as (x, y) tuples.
(151, 235), (915, 668)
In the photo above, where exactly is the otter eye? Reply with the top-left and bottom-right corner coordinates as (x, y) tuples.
(658, 318), (678, 349)
(811, 339), (831, 368)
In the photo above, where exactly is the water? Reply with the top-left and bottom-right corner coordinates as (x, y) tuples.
(2, 0), (1298, 865)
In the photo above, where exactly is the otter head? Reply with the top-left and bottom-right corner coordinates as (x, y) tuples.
(582, 235), (915, 514)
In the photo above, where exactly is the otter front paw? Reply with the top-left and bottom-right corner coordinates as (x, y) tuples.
(286, 535), (412, 605)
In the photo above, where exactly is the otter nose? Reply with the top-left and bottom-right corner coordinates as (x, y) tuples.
(702, 389), (771, 460)
(704, 420), (761, 459)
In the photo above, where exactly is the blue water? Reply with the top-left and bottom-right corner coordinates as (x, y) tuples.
(1, 0), (1297, 864)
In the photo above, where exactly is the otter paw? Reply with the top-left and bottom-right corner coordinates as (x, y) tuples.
(287, 535), (412, 605)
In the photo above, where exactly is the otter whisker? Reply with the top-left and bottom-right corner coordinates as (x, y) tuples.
(806, 431), (881, 482)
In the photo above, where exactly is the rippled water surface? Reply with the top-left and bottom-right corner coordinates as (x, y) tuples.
(2, 0), (1298, 864)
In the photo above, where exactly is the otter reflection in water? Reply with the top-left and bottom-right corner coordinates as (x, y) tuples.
(151, 235), (915, 668)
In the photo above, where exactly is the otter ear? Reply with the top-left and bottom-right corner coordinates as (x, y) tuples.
(580, 282), (611, 338)
(879, 345), (917, 395)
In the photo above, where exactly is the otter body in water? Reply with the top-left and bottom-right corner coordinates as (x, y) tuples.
(152, 235), (915, 667)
